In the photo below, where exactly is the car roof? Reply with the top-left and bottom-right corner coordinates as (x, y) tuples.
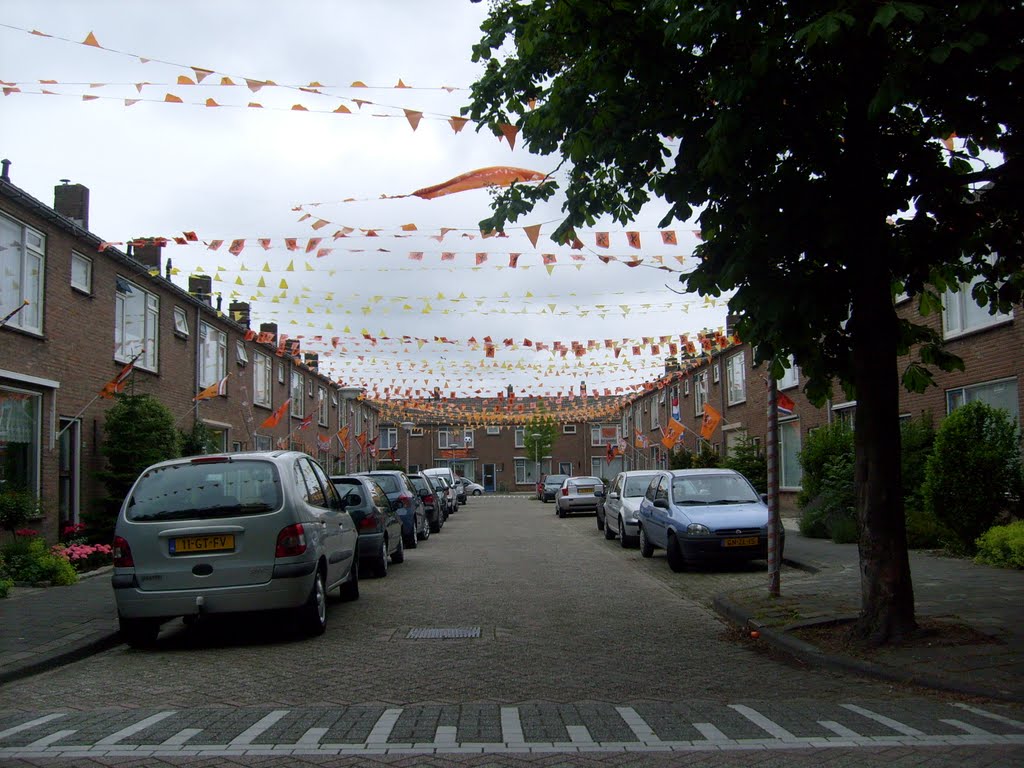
(147, 450), (308, 470)
(667, 468), (739, 477)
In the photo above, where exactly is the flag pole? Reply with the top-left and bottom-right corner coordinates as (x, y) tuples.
(0, 299), (30, 329)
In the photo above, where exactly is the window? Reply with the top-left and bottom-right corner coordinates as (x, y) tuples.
(235, 341), (249, 366)
(317, 386), (328, 426)
(290, 371), (304, 418)
(683, 378), (690, 396)
(0, 387), (41, 495)
(779, 419), (803, 489)
(944, 276), (1013, 338)
(832, 402), (857, 428)
(460, 428), (475, 448)
(486, 426), (501, 435)
(173, 307), (189, 337)
(514, 427), (525, 448)
(727, 351), (746, 405)
(779, 356), (799, 390)
(514, 457), (545, 485)
(115, 278), (158, 371)
(71, 252), (92, 293)
(591, 424), (620, 446)
(563, 424), (577, 434)
(650, 397), (660, 430)
(253, 352), (272, 408)
(712, 363), (720, 383)
(198, 322), (226, 387)
(307, 379), (313, 397)
(254, 434), (273, 451)
(694, 371), (709, 414)
(0, 212), (44, 334)
(593, 455), (623, 477)
(410, 427), (424, 437)
(514, 458), (529, 484)
(947, 377), (1019, 424)
(438, 426), (454, 449)
(379, 427), (399, 450)
(277, 362), (285, 384)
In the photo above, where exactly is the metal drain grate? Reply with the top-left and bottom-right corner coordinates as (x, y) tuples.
(406, 627), (481, 639)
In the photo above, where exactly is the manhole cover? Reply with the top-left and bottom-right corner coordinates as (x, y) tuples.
(406, 627), (481, 639)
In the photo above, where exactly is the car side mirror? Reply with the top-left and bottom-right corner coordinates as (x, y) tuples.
(594, 490), (605, 498)
(654, 498), (670, 510)
(609, 492), (620, 500)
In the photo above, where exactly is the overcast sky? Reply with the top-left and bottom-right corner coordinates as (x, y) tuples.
(1, 0), (729, 399)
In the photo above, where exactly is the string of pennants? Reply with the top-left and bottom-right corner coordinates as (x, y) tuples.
(0, 26), (519, 139)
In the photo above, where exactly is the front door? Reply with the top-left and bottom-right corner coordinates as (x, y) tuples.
(483, 463), (496, 492)
(58, 418), (81, 528)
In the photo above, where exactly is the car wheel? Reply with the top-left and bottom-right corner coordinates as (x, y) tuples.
(300, 568), (328, 635)
(639, 526), (654, 558)
(473, 489), (482, 496)
(596, 512), (605, 531)
(418, 514), (430, 541)
(119, 616), (160, 648)
(618, 517), (632, 548)
(374, 538), (389, 578)
(339, 557), (360, 602)
(405, 525), (418, 549)
(666, 534), (687, 573)
(557, 505), (566, 518)
(604, 515), (615, 540)
(391, 532), (405, 564)
(429, 513), (441, 534)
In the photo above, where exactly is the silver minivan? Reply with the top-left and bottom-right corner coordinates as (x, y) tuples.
(112, 451), (360, 646)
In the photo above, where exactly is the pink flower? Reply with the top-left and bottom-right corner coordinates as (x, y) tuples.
(15, 528), (38, 537)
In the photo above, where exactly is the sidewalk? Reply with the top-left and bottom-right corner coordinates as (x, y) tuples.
(714, 521), (1024, 703)
(1, 530), (1022, 702)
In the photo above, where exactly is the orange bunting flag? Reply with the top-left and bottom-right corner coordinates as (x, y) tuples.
(412, 167), (546, 200)
(82, 31), (101, 48)
(404, 109), (423, 131)
(499, 123), (519, 149)
(626, 231), (642, 248)
(595, 232), (610, 248)
(305, 238), (322, 253)
(449, 116), (468, 133)
(509, 253), (521, 268)
(661, 230), (678, 245)
(194, 376), (228, 401)
(284, 238), (298, 251)
(523, 224), (542, 248)
(260, 399), (291, 429)
(259, 238), (272, 250)
(164, 93), (183, 103)
(700, 403), (722, 440)
(475, 253), (488, 265)
(228, 239), (245, 255)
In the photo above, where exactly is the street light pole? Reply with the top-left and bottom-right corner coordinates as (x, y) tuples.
(401, 421), (415, 472)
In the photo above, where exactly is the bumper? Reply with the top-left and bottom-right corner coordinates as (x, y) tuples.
(112, 568), (315, 618)
(620, 518), (640, 537)
(397, 510), (416, 535)
(557, 497), (599, 512)
(357, 531), (385, 558)
(679, 535), (784, 563)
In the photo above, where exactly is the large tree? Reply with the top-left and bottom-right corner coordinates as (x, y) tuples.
(465, 0), (1022, 643)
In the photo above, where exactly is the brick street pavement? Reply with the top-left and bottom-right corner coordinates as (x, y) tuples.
(0, 495), (1021, 766)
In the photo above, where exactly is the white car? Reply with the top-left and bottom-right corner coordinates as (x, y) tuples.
(459, 478), (485, 496)
(598, 471), (661, 547)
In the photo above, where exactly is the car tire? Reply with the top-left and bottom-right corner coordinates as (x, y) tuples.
(596, 513), (605, 532)
(374, 538), (389, 578)
(618, 517), (632, 548)
(300, 568), (328, 635)
(339, 558), (360, 602)
(473, 489), (482, 496)
(119, 616), (160, 648)
(639, 526), (654, 558)
(391, 532), (405, 564)
(405, 526), (418, 549)
(604, 516), (615, 540)
(418, 515), (430, 541)
(666, 534), (687, 573)
(429, 513), (441, 534)
(557, 505), (566, 518)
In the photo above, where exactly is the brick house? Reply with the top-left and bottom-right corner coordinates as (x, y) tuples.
(0, 163), (379, 542)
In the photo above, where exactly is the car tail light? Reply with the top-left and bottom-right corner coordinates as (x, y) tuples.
(423, 494), (434, 505)
(275, 523), (307, 557)
(397, 492), (412, 508)
(562, 486), (569, 496)
(112, 536), (134, 567)
(358, 515), (378, 530)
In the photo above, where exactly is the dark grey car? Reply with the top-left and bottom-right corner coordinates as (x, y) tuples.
(357, 470), (429, 548)
(331, 475), (404, 577)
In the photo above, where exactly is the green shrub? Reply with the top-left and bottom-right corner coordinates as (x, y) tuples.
(692, 444), (721, 468)
(974, 521), (1024, 569)
(0, 536), (78, 586)
(0, 577), (12, 598)
(797, 421), (855, 539)
(0, 489), (41, 533)
(797, 421), (854, 510)
(670, 447), (693, 469)
(922, 401), (1023, 555)
(723, 435), (767, 494)
(904, 503), (949, 549)
(900, 413), (935, 511)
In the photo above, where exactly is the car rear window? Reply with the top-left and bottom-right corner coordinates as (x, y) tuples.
(369, 474), (400, 494)
(546, 475), (568, 485)
(126, 459), (282, 521)
(409, 476), (427, 492)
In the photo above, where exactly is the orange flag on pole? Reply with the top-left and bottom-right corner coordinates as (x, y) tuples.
(660, 417), (686, 451)
(260, 399), (291, 429)
(98, 351), (142, 398)
(700, 403), (722, 440)
(193, 376), (228, 401)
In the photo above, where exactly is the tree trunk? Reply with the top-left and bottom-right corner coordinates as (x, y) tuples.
(850, 276), (917, 644)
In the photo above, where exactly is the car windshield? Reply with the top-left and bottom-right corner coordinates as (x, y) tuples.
(624, 475), (658, 496)
(671, 475), (759, 505)
(369, 474), (400, 494)
(126, 459), (282, 521)
(545, 475), (568, 486)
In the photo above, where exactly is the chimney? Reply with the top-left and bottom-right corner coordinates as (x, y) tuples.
(54, 180), (90, 230)
(132, 238), (163, 272)
(665, 355), (681, 374)
(303, 352), (319, 372)
(259, 322), (277, 344)
(188, 274), (213, 306)
(0, 159), (10, 182)
(285, 338), (301, 359)
(725, 313), (740, 337)
(229, 301), (251, 328)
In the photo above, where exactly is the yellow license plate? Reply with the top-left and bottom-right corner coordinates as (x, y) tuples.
(723, 536), (759, 547)
(577, 488), (593, 495)
(170, 534), (235, 554)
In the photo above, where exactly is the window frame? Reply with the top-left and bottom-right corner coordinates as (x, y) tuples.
(253, 351), (272, 408)
(693, 371), (709, 415)
(778, 418), (803, 490)
(486, 426), (501, 435)
(235, 340), (249, 366)
(726, 351), (746, 405)
(198, 321), (226, 388)
(0, 212), (45, 335)
(778, 355), (799, 390)
(514, 427), (525, 448)
(379, 427), (399, 450)
(115, 277), (159, 372)
(562, 424), (577, 434)
(290, 370), (305, 418)
(172, 306), (189, 337)
(70, 251), (92, 294)
(317, 386), (328, 426)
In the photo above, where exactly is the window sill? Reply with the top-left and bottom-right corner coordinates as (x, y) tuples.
(943, 315), (1014, 342)
(71, 286), (93, 297)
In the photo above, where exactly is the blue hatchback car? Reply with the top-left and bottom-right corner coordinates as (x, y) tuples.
(636, 468), (782, 572)
(357, 471), (428, 549)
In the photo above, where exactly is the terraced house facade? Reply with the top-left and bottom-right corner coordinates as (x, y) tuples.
(0, 163), (379, 542)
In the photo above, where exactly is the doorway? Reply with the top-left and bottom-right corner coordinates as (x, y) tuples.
(483, 463), (496, 493)
(58, 418), (81, 528)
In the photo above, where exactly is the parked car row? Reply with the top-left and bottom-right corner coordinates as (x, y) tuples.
(111, 451), (465, 647)
(541, 468), (783, 572)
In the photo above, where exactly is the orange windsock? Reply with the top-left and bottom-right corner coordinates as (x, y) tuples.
(412, 167), (547, 200)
